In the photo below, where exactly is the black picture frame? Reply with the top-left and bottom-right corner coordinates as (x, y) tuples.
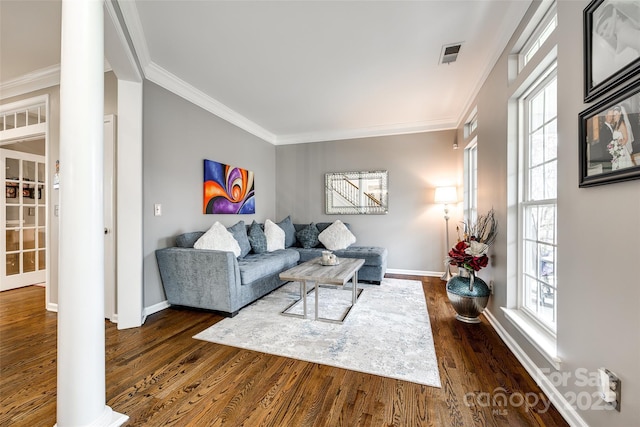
(22, 187), (34, 198)
(6, 185), (17, 199)
(584, 0), (640, 102)
(579, 78), (640, 187)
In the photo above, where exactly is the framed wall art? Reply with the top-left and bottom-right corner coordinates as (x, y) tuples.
(203, 159), (255, 214)
(579, 78), (640, 187)
(584, 0), (640, 102)
(325, 170), (388, 214)
(22, 187), (34, 198)
(6, 184), (17, 199)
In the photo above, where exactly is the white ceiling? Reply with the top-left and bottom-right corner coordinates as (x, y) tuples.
(0, 0), (532, 144)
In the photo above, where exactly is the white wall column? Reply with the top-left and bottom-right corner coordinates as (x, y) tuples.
(57, 0), (127, 425)
(116, 79), (144, 329)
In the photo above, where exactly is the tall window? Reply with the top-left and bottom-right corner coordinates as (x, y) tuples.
(464, 107), (478, 139)
(520, 70), (557, 332)
(519, 5), (557, 70)
(465, 140), (478, 224)
(464, 115), (478, 139)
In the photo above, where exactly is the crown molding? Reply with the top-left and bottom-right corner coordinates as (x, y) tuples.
(3, 1), (472, 145)
(117, 0), (277, 144)
(116, 0), (151, 70)
(0, 61), (115, 102)
(145, 62), (277, 144)
(274, 119), (456, 145)
(0, 65), (60, 100)
(1, 58), (452, 146)
(105, 0), (142, 82)
(114, 1), (464, 145)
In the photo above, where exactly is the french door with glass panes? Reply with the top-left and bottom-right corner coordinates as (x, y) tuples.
(1, 150), (46, 290)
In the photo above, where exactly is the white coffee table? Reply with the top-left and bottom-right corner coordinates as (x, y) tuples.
(279, 257), (365, 323)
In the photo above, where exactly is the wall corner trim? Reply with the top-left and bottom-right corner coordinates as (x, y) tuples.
(143, 300), (170, 319)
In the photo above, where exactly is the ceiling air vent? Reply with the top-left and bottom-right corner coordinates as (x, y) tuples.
(440, 43), (462, 65)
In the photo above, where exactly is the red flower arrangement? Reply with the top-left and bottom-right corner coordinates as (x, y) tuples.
(446, 209), (497, 273)
(447, 240), (489, 272)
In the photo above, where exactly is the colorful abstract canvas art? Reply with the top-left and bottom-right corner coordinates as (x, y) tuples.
(203, 159), (255, 214)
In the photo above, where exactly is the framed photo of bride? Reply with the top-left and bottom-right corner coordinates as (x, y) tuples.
(579, 78), (640, 187)
(584, 0), (640, 102)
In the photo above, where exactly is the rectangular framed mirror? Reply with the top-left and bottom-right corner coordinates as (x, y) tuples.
(325, 170), (388, 214)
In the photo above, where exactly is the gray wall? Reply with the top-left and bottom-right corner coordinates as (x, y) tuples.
(142, 81), (277, 306)
(275, 131), (459, 272)
(456, 1), (640, 425)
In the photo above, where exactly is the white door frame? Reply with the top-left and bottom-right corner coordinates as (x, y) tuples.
(0, 95), (50, 298)
(104, 115), (116, 321)
(0, 149), (47, 290)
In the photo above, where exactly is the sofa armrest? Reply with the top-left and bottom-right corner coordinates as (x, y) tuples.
(155, 247), (241, 313)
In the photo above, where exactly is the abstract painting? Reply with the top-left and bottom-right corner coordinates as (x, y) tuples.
(203, 159), (255, 214)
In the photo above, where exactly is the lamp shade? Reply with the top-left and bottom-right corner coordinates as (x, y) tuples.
(434, 186), (457, 204)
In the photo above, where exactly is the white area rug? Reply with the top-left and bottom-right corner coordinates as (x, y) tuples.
(194, 278), (441, 387)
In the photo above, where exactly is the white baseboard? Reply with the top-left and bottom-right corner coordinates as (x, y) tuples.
(50, 299), (170, 325)
(386, 268), (442, 277)
(483, 309), (588, 427)
(143, 300), (170, 322)
(47, 302), (121, 326)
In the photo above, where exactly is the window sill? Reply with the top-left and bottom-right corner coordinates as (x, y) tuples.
(502, 307), (561, 370)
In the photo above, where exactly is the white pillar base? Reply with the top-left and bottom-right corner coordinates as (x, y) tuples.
(54, 406), (128, 427)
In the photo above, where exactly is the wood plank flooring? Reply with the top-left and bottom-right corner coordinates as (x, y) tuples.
(0, 276), (569, 426)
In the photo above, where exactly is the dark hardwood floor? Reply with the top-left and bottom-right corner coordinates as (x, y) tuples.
(0, 276), (569, 426)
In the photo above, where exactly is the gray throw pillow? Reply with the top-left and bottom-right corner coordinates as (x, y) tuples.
(277, 215), (297, 248)
(175, 231), (205, 248)
(227, 220), (251, 258)
(248, 220), (268, 254)
(296, 223), (320, 248)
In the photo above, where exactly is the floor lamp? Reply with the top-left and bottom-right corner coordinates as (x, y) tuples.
(434, 186), (458, 281)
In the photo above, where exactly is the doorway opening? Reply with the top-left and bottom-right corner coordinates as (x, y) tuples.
(0, 96), (49, 297)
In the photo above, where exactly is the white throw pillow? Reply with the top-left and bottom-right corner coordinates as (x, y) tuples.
(264, 219), (285, 252)
(318, 220), (356, 250)
(194, 221), (241, 257)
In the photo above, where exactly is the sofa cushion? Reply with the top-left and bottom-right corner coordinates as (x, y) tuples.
(227, 220), (251, 258)
(294, 246), (387, 267)
(318, 220), (356, 250)
(296, 223), (320, 248)
(238, 249), (300, 285)
(194, 221), (241, 257)
(265, 219), (285, 252)
(315, 222), (351, 233)
(175, 231), (205, 248)
(277, 215), (297, 248)
(293, 222), (351, 248)
(333, 246), (387, 266)
(248, 220), (267, 254)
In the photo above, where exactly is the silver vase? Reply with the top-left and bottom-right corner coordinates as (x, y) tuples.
(445, 267), (490, 323)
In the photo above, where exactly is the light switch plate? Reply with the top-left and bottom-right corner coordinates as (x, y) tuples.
(598, 368), (621, 411)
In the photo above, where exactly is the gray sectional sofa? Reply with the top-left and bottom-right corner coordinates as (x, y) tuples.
(155, 220), (387, 317)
